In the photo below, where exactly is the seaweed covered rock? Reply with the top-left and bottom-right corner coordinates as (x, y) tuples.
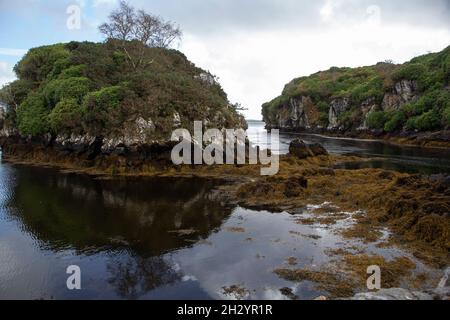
(289, 139), (328, 159)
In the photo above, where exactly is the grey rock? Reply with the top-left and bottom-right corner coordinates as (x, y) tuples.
(275, 97), (314, 130)
(382, 80), (418, 112)
(350, 288), (434, 300)
(328, 98), (350, 130)
(359, 98), (378, 130)
(289, 139), (328, 159)
(349, 267), (450, 300)
(101, 117), (156, 154)
(195, 72), (217, 86)
(173, 112), (182, 128)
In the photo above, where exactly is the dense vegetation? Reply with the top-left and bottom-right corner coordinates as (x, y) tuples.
(263, 45), (450, 132)
(0, 41), (244, 139)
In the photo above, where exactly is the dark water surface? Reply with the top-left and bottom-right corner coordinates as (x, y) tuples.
(247, 120), (450, 174)
(1, 163), (438, 300)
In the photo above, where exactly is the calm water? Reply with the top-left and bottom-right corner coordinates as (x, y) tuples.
(247, 120), (450, 174)
(0, 122), (447, 300)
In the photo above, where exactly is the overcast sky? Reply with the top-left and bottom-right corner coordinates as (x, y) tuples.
(0, 0), (449, 119)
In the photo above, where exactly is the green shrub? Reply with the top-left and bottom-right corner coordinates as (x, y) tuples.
(14, 44), (70, 82)
(405, 117), (418, 131)
(83, 85), (124, 110)
(83, 86), (126, 134)
(0, 79), (34, 108)
(43, 77), (92, 106)
(366, 111), (387, 130)
(317, 101), (329, 113)
(406, 110), (440, 131)
(59, 65), (87, 79)
(48, 98), (84, 133)
(443, 107), (450, 127)
(384, 112), (406, 132)
(16, 92), (49, 136)
(319, 112), (329, 126)
(392, 63), (426, 81)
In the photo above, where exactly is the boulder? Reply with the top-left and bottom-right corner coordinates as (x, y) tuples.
(289, 139), (328, 159)
(308, 143), (328, 157)
(289, 140), (314, 159)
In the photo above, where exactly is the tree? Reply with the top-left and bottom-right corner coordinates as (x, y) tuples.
(16, 92), (49, 136)
(48, 98), (83, 133)
(98, 0), (135, 41)
(98, 1), (182, 69)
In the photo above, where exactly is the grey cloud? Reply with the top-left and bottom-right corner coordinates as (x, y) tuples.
(127, 0), (450, 34)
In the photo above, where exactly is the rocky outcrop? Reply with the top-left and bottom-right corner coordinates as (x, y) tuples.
(349, 267), (449, 300)
(328, 98), (351, 130)
(101, 117), (156, 154)
(350, 288), (434, 300)
(289, 139), (328, 159)
(382, 80), (418, 112)
(358, 98), (378, 130)
(276, 97), (317, 130)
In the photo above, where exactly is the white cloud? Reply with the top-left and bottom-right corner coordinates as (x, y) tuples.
(92, 0), (117, 8)
(0, 48), (27, 57)
(320, 0), (337, 21)
(0, 62), (16, 88)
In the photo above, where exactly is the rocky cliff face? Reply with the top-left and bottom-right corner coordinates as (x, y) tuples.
(265, 79), (419, 132)
(328, 97), (351, 130)
(382, 80), (418, 112)
(275, 96), (318, 130)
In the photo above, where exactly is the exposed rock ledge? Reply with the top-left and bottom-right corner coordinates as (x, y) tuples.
(349, 268), (449, 300)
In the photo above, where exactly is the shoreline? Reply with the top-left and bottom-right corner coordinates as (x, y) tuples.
(265, 127), (450, 150)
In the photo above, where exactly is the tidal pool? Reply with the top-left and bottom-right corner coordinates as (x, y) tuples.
(0, 163), (441, 300)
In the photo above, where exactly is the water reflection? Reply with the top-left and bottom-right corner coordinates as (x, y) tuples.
(107, 255), (180, 300)
(5, 165), (232, 255)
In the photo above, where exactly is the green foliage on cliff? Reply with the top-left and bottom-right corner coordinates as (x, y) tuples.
(263, 45), (450, 132)
(16, 92), (49, 136)
(366, 111), (388, 130)
(384, 111), (406, 133)
(48, 98), (83, 133)
(0, 40), (245, 138)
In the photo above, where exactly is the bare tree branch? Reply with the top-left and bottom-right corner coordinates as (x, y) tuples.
(98, 1), (183, 50)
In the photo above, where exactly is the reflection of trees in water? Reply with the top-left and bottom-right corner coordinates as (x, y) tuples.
(6, 166), (235, 255)
(107, 255), (180, 299)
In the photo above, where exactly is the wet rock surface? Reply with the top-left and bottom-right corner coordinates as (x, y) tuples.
(350, 268), (449, 300)
(289, 139), (329, 159)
